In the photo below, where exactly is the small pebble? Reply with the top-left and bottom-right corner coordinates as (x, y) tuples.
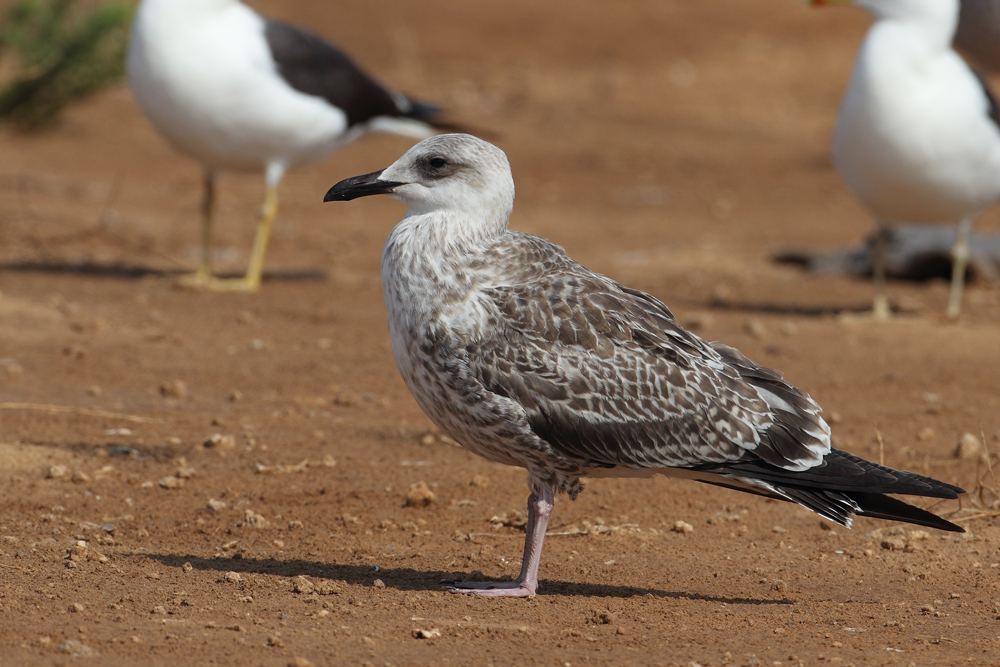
(405, 481), (437, 507)
(672, 521), (694, 534)
(159, 380), (187, 399)
(242, 509), (270, 529)
(683, 312), (714, 331)
(743, 319), (766, 339)
(292, 576), (315, 594)
(412, 628), (441, 639)
(207, 499), (227, 512)
(953, 433), (982, 460)
(594, 610), (616, 624)
(881, 537), (906, 551)
(47, 465), (68, 480)
(158, 476), (184, 490)
(204, 433), (236, 450)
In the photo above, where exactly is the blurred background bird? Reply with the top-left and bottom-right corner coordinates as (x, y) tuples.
(127, 0), (457, 292)
(815, 0), (1000, 319)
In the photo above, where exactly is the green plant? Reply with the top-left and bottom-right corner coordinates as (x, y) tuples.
(0, 0), (133, 130)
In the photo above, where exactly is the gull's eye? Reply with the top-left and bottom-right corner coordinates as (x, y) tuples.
(429, 157), (447, 169)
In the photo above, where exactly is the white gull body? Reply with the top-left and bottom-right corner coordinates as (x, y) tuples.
(826, 0), (1000, 318)
(127, 0), (444, 291)
(325, 134), (963, 597)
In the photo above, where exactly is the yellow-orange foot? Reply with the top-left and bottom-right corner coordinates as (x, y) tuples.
(201, 276), (261, 292)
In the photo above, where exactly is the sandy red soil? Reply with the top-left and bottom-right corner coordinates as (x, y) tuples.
(1, 1), (1000, 665)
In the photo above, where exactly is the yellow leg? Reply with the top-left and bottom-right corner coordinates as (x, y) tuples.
(204, 183), (278, 292)
(871, 224), (891, 320)
(177, 170), (217, 287)
(945, 218), (972, 321)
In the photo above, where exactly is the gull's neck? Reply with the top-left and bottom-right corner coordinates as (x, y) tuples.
(862, 0), (959, 52)
(136, 0), (243, 23)
(381, 204), (510, 326)
(392, 204), (509, 252)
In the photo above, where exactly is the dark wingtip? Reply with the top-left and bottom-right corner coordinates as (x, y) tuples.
(406, 99), (442, 122)
(399, 96), (501, 140)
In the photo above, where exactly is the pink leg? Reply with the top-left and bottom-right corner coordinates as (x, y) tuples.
(446, 484), (554, 597)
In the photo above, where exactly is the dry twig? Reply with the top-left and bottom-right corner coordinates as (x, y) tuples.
(0, 562), (34, 573)
(0, 402), (161, 423)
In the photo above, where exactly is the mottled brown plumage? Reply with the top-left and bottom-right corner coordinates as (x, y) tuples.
(326, 134), (964, 598)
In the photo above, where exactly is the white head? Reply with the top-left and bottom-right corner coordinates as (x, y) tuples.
(813, 0), (959, 39)
(324, 134), (515, 241)
(851, 0), (957, 23)
(135, 0), (238, 18)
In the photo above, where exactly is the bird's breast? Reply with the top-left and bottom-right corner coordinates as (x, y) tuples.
(127, 4), (348, 170)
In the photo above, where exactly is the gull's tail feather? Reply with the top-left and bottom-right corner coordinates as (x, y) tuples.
(695, 448), (964, 532)
(848, 491), (963, 532)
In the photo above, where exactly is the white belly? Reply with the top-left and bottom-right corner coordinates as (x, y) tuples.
(833, 27), (1000, 222)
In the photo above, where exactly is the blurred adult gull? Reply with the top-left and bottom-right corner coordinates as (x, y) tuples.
(325, 134), (964, 598)
(815, 0), (1000, 319)
(127, 0), (453, 291)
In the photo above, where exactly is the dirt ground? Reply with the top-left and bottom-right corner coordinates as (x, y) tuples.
(2, 0), (1000, 665)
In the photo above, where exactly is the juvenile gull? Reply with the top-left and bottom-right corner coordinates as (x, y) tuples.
(814, 0), (1000, 319)
(127, 0), (453, 291)
(325, 134), (964, 598)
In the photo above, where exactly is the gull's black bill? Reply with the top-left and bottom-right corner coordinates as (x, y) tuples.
(323, 169), (404, 202)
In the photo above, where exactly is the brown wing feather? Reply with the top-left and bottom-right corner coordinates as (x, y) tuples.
(470, 233), (829, 472)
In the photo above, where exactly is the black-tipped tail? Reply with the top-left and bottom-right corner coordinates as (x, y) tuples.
(695, 447), (965, 532)
(849, 492), (963, 532)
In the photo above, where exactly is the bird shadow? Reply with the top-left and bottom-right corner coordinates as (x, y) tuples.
(144, 553), (792, 605)
(0, 261), (325, 283)
(706, 297), (872, 318)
